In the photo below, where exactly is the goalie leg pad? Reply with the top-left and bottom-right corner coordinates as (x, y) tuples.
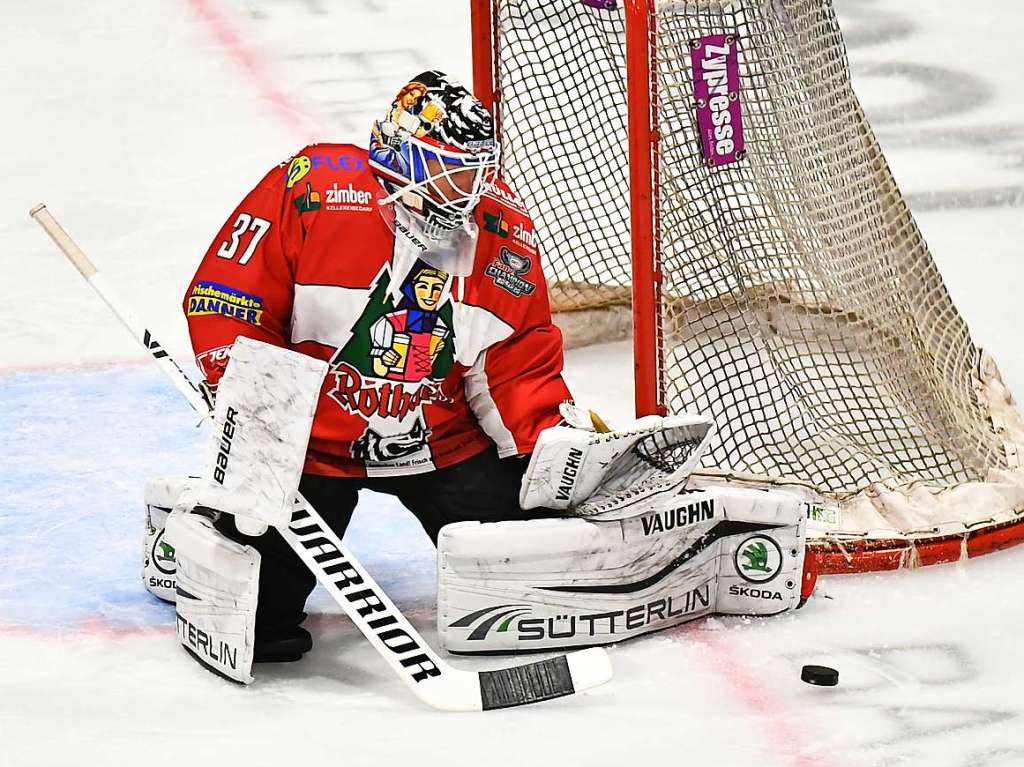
(143, 475), (198, 603)
(438, 484), (806, 654)
(194, 336), (328, 530)
(166, 509), (259, 684)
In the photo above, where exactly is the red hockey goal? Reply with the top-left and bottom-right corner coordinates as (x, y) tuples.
(471, 0), (1024, 573)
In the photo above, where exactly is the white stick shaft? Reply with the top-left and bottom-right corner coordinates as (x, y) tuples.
(30, 204), (206, 413)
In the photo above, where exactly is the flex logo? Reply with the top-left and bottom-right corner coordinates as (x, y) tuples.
(735, 535), (783, 583)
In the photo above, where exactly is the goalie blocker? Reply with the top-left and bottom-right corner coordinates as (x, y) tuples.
(438, 483), (815, 653)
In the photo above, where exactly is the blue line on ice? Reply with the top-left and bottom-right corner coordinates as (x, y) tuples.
(0, 365), (437, 630)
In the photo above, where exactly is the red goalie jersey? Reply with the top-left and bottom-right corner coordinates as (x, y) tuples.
(184, 144), (570, 478)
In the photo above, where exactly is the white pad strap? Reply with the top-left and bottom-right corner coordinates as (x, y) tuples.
(520, 410), (715, 519)
(194, 337), (328, 529)
(439, 484), (806, 653)
(166, 509), (260, 684)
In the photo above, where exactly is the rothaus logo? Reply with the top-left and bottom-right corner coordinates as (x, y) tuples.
(329, 363), (450, 422)
(555, 447), (584, 502)
(641, 498), (714, 536)
(450, 584), (711, 642)
(213, 407), (238, 485)
(287, 505), (441, 683)
(325, 182), (373, 210)
(701, 43), (737, 157)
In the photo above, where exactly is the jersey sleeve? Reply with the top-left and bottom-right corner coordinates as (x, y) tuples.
(184, 163), (302, 386)
(463, 244), (572, 458)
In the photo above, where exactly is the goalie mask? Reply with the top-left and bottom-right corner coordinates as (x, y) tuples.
(369, 71), (499, 245)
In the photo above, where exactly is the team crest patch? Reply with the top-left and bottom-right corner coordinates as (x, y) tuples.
(485, 247), (536, 297)
(187, 282), (264, 325)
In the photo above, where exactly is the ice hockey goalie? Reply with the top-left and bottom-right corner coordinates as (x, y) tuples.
(142, 71), (816, 681)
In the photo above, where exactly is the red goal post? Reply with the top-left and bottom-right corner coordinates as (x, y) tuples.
(471, 0), (1024, 573)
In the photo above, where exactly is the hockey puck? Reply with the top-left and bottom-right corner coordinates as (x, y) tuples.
(801, 665), (839, 686)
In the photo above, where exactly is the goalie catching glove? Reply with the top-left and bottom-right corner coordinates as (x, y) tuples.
(520, 402), (715, 519)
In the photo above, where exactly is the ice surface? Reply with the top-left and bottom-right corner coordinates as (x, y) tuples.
(1, 1), (1023, 765)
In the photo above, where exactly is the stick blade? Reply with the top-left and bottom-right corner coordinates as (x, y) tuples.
(478, 648), (612, 710)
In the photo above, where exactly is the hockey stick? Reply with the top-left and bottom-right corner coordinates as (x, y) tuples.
(30, 203), (612, 711)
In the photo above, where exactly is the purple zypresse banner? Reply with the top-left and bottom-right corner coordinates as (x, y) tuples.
(690, 34), (745, 167)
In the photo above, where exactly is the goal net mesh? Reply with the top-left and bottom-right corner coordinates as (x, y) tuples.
(489, 0), (1024, 542)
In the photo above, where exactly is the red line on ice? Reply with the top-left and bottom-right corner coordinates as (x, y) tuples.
(184, 0), (323, 140)
(4, 0), (322, 377)
(0, 357), (150, 376)
(0, 618), (174, 639)
(681, 625), (844, 767)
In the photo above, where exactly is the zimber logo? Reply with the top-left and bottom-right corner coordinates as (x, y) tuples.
(213, 407), (238, 485)
(325, 182), (374, 211)
(512, 222), (538, 251)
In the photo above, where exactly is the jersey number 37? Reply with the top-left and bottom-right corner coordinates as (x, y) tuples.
(217, 213), (271, 265)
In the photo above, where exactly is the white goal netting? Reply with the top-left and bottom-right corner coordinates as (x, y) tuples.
(486, 0), (1024, 568)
